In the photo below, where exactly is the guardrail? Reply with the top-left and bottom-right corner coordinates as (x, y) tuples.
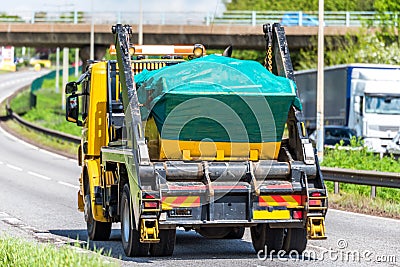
(210, 10), (384, 27)
(321, 166), (400, 198)
(6, 107), (80, 144)
(322, 167), (400, 188)
(0, 10), (397, 27)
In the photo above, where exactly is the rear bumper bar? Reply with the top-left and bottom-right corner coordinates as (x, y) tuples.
(158, 219), (303, 228)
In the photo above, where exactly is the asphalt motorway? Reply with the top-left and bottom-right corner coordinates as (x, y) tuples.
(0, 71), (399, 266)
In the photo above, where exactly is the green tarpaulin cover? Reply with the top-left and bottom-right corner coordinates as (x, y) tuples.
(135, 54), (301, 143)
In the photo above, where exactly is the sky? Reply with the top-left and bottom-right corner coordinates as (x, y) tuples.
(0, 0), (227, 14)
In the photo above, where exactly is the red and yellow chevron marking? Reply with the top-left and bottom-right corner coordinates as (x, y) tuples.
(258, 195), (303, 208)
(162, 196), (201, 210)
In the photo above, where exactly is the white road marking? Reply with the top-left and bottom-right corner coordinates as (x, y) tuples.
(58, 181), (79, 189)
(0, 126), (38, 149)
(0, 209), (87, 247)
(38, 148), (68, 160)
(329, 208), (399, 222)
(6, 164), (23, 172)
(27, 171), (52, 181)
(3, 217), (24, 226)
(0, 211), (10, 217)
(0, 125), (72, 160)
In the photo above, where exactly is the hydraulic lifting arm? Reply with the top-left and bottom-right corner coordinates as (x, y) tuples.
(263, 23), (327, 239)
(111, 24), (150, 166)
(111, 24), (159, 243)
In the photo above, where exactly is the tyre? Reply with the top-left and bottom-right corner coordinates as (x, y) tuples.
(250, 224), (267, 253)
(251, 224), (284, 254)
(149, 229), (176, 256)
(120, 184), (149, 257)
(265, 225), (284, 253)
(84, 185), (111, 241)
(283, 228), (307, 253)
(223, 227), (245, 239)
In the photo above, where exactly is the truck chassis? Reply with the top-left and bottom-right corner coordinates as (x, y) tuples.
(65, 23), (327, 257)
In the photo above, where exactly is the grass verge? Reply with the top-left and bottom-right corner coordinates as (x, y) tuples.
(325, 182), (400, 219)
(1, 119), (78, 158)
(0, 236), (117, 267)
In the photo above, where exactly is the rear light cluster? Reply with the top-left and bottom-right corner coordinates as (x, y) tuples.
(292, 210), (303, 219)
(144, 201), (158, 209)
(309, 192), (322, 206)
(142, 193), (160, 209)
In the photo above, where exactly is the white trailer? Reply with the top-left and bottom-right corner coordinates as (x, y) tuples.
(295, 64), (400, 153)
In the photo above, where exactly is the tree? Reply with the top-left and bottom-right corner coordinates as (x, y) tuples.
(373, 0), (400, 42)
(224, 0), (400, 69)
(297, 28), (400, 70)
(226, 0), (374, 11)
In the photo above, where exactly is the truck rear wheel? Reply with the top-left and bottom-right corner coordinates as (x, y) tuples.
(121, 184), (149, 257)
(149, 229), (176, 256)
(283, 228), (307, 253)
(251, 224), (284, 254)
(84, 187), (111, 241)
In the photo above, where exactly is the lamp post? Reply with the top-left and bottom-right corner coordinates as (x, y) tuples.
(62, 47), (69, 111)
(55, 47), (60, 93)
(138, 0), (143, 45)
(90, 0), (94, 60)
(316, 0), (325, 162)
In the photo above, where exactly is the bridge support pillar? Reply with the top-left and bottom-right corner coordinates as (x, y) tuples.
(79, 45), (107, 72)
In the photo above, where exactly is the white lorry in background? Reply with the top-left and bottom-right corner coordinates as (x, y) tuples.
(295, 64), (400, 153)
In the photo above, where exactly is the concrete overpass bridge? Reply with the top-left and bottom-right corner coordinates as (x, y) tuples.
(0, 23), (361, 62)
(0, 10), (380, 62)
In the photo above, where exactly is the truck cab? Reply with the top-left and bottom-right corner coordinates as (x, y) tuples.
(348, 67), (400, 153)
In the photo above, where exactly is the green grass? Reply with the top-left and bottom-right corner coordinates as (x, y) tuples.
(0, 236), (117, 267)
(8, 89), (31, 114)
(0, 99), (7, 117)
(322, 138), (400, 172)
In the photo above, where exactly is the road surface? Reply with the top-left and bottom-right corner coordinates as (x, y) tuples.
(0, 71), (398, 266)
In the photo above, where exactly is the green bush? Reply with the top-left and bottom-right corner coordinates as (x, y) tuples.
(10, 90), (31, 114)
(322, 137), (400, 172)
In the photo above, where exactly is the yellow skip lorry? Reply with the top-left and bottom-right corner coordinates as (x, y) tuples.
(65, 24), (327, 257)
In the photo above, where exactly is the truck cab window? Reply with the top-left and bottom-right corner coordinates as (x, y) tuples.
(365, 95), (400, 115)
